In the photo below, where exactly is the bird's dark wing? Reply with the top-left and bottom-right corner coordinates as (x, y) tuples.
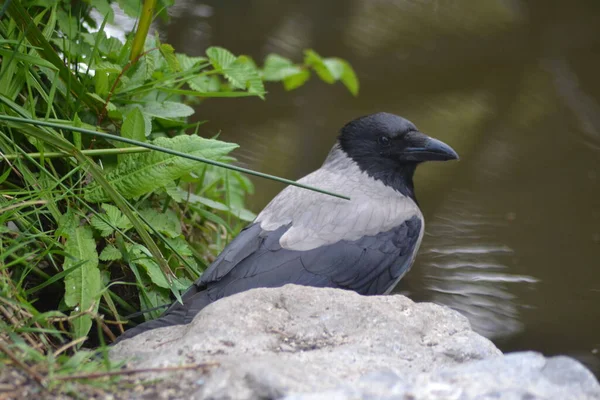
(199, 215), (422, 301)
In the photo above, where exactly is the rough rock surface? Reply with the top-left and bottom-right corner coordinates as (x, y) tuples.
(112, 285), (600, 400)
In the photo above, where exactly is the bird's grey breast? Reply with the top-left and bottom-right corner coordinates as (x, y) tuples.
(256, 146), (423, 251)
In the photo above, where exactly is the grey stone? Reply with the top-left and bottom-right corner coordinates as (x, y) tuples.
(112, 285), (599, 400)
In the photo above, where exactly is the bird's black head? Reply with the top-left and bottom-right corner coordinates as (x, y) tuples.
(338, 112), (458, 200)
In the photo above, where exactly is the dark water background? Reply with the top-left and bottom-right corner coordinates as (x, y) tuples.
(149, 0), (600, 373)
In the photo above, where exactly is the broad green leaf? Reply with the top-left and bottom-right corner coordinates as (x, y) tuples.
(99, 245), (122, 261)
(94, 71), (109, 97)
(262, 54), (304, 81)
(90, 204), (132, 236)
(121, 107), (147, 143)
(139, 208), (181, 238)
(206, 46), (236, 70)
(83, 135), (238, 202)
(159, 44), (180, 73)
(304, 49), (335, 84)
(143, 101), (195, 119)
(164, 181), (184, 202)
(130, 245), (188, 290)
(230, 56), (265, 97)
(63, 225), (101, 339)
(324, 58), (359, 96)
(90, 214), (114, 237)
(176, 53), (208, 71)
(188, 75), (220, 92)
(283, 70), (311, 91)
(102, 203), (132, 230)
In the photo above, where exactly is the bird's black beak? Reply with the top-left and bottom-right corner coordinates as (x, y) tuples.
(401, 132), (459, 162)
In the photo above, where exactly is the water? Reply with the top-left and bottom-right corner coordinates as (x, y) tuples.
(159, 0), (600, 373)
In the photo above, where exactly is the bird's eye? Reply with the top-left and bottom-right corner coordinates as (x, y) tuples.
(378, 136), (391, 146)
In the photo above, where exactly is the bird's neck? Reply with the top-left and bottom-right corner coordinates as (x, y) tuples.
(365, 163), (417, 202)
(323, 145), (418, 202)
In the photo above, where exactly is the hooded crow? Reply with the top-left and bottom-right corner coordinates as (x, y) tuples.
(115, 112), (458, 342)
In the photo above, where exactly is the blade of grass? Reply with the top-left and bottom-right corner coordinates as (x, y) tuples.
(6, 0), (99, 112)
(0, 115), (351, 200)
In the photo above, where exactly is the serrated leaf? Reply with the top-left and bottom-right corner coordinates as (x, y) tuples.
(95, 61), (122, 73)
(164, 181), (184, 202)
(143, 101), (195, 119)
(139, 208), (181, 238)
(121, 107), (146, 143)
(176, 53), (208, 71)
(160, 44), (180, 73)
(102, 203), (132, 230)
(84, 135), (238, 202)
(206, 46), (236, 70)
(164, 236), (193, 257)
(90, 215), (114, 237)
(63, 225), (101, 339)
(99, 245), (122, 261)
(188, 75), (220, 92)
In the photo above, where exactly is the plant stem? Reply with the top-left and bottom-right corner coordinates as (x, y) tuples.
(1, 147), (150, 161)
(130, 0), (157, 62)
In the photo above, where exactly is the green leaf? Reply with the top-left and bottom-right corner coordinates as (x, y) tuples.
(304, 49), (335, 84)
(130, 245), (188, 290)
(91, 0), (115, 23)
(99, 245), (122, 261)
(143, 101), (195, 119)
(83, 135), (238, 202)
(121, 107), (147, 143)
(283, 70), (311, 91)
(90, 204), (132, 236)
(117, 0), (142, 18)
(206, 46), (236, 70)
(95, 61), (122, 73)
(139, 208), (181, 238)
(63, 225), (101, 339)
(176, 53), (208, 71)
(164, 181), (184, 202)
(324, 58), (359, 96)
(188, 75), (220, 92)
(262, 54), (304, 81)
(159, 43), (180, 73)
(90, 214), (114, 237)
(206, 47), (265, 98)
(94, 71), (109, 97)
(102, 203), (132, 230)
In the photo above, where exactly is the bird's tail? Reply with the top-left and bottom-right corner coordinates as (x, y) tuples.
(112, 285), (211, 344)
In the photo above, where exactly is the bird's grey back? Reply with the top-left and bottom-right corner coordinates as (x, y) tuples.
(256, 144), (423, 251)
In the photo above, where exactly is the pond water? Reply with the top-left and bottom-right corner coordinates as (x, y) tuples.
(159, 0), (600, 374)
